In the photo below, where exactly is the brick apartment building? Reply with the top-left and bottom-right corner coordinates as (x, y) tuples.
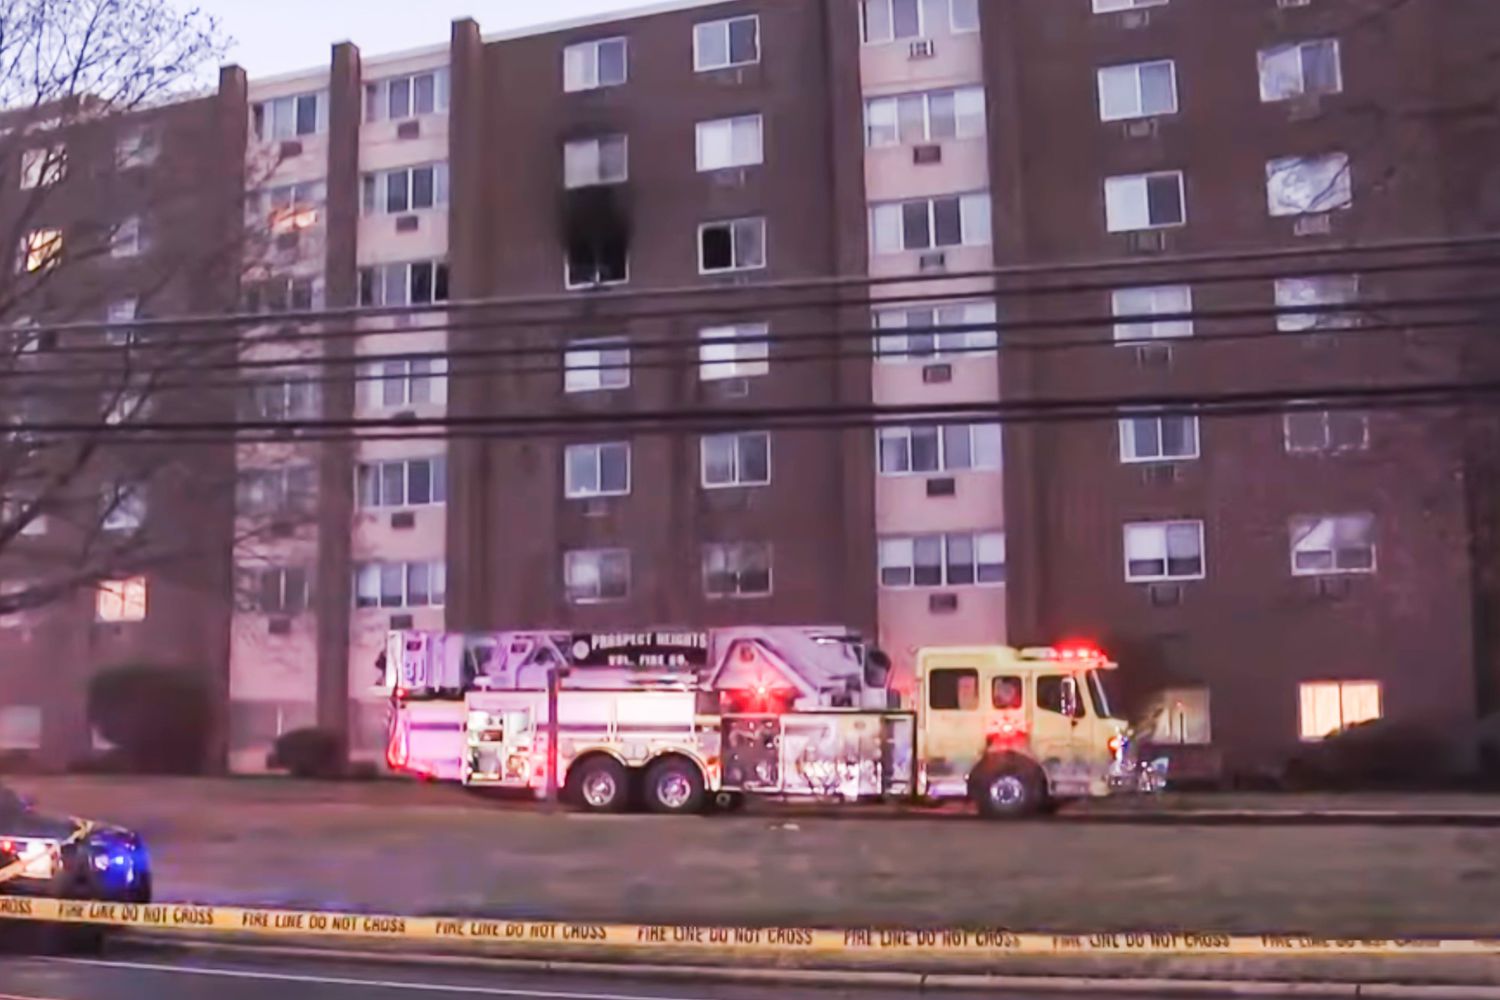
(3, 0), (1499, 778)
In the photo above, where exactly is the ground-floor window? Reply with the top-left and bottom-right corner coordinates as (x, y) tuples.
(0, 705), (41, 750)
(1145, 687), (1212, 745)
(1299, 680), (1382, 741)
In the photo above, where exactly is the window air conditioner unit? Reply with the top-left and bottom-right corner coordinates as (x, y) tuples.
(1148, 583), (1183, 608)
(268, 617), (293, 636)
(390, 510), (416, 529)
(913, 144), (942, 165)
(928, 592), (959, 613)
(925, 477), (957, 498)
(396, 120), (421, 140)
(922, 363), (953, 384)
(1313, 575), (1352, 600)
(1277, 0), (1312, 8)
(279, 140), (303, 159)
(583, 498), (609, 518)
(1294, 214), (1333, 237)
(1135, 343), (1173, 368)
(390, 613), (415, 630)
(718, 377), (750, 399)
(396, 215), (420, 233)
(1129, 230), (1166, 253)
(1123, 119), (1158, 140)
(917, 251), (948, 273)
(1140, 463), (1181, 486)
(1120, 10), (1151, 29)
(909, 39), (935, 59)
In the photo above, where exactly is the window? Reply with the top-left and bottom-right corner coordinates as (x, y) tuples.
(1123, 521), (1205, 582)
(1275, 276), (1360, 332)
(1284, 410), (1369, 454)
(0, 705), (42, 750)
(696, 115), (764, 172)
(244, 275), (320, 314)
(362, 163), (449, 215)
(703, 542), (772, 598)
(699, 324), (769, 381)
(702, 431), (771, 488)
(870, 192), (992, 253)
(115, 128), (158, 169)
(357, 457), (446, 508)
(249, 181), (325, 232)
(564, 549), (630, 604)
(1037, 675), (1085, 719)
(564, 135), (628, 188)
(566, 241), (629, 288)
(862, 0), (978, 43)
(565, 442), (631, 499)
(239, 465), (316, 515)
(112, 216), (142, 258)
(877, 423), (1001, 474)
(245, 378), (319, 421)
(1299, 681), (1381, 741)
(104, 390), (145, 427)
(865, 87), (986, 147)
(1260, 40), (1342, 103)
(365, 68), (450, 122)
(102, 485), (146, 532)
(1290, 514), (1376, 576)
(358, 261), (449, 307)
(354, 561), (446, 609)
(251, 567), (310, 615)
(879, 532), (1005, 587)
(875, 301), (998, 360)
(1112, 285), (1193, 342)
(928, 668), (979, 711)
(1267, 153), (1352, 216)
(699, 217), (766, 273)
(19, 228), (62, 272)
(362, 358), (447, 409)
(1119, 414), (1199, 463)
(1097, 60), (1178, 121)
(20, 145), (65, 189)
(96, 577), (147, 623)
(564, 38), (628, 92)
(992, 676), (1023, 710)
(1095, 0), (1169, 10)
(1104, 171), (1185, 231)
(252, 92), (326, 140)
(695, 15), (760, 71)
(106, 298), (139, 346)
(564, 338), (631, 393)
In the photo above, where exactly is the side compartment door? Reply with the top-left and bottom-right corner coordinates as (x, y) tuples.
(1031, 673), (1090, 797)
(920, 666), (984, 796)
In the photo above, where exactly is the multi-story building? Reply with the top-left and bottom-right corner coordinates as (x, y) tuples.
(6, 0), (1499, 779)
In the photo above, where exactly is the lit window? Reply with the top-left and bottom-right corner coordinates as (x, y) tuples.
(252, 92), (326, 140)
(564, 338), (630, 393)
(112, 216), (142, 258)
(1112, 285), (1193, 341)
(356, 457), (445, 508)
(694, 15), (760, 71)
(564, 549), (630, 604)
(563, 38), (628, 92)
(1119, 414), (1199, 463)
(1259, 40), (1342, 103)
(1299, 681), (1380, 741)
(1124, 521), (1205, 582)
(1274, 275), (1360, 332)
(19, 145), (65, 189)
(358, 261), (449, 307)
(564, 135), (628, 188)
(877, 423), (1001, 474)
(696, 115), (764, 172)
(18, 228), (62, 273)
(353, 561), (446, 609)
(1267, 153), (1352, 217)
(702, 431), (771, 488)
(250, 181), (325, 233)
(870, 192), (992, 253)
(699, 217), (766, 273)
(365, 68), (450, 122)
(699, 324), (769, 381)
(879, 532), (1005, 588)
(96, 577), (148, 623)
(1284, 409), (1369, 454)
(1097, 60), (1178, 121)
(865, 87), (986, 147)
(361, 163), (449, 215)
(362, 358), (447, 410)
(565, 442), (631, 499)
(1290, 514), (1376, 576)
(875, 301), (998, 361)
(1104, 171), (1186, 232)
(703, 542), (772, 598)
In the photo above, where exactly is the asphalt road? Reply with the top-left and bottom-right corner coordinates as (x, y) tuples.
(0, 947), (1290, 1000)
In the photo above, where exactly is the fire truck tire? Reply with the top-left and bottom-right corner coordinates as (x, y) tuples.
(971, 757), (1045, 819)
(570, 755), (630, 813)
(644, 756), (707, 815)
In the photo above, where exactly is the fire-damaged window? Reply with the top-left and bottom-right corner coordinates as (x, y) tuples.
(928, 668), (978, 711)
(703, 542), (772, 599)
(564, 186), (630, 288)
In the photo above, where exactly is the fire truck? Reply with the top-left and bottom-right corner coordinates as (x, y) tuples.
(383, 626), (1142, 818)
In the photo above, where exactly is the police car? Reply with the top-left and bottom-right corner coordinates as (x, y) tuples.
(0, 785), (152, 908)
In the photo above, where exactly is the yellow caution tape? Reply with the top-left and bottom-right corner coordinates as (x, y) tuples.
(0, 897), (1495, 958)
(0, 819), (94, 888)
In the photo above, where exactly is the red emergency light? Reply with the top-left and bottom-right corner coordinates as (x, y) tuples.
(1054, 641), (1106, 663)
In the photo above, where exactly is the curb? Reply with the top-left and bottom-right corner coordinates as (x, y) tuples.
(121, 936), (1500, 998)
(1063, 811), (1500, 827)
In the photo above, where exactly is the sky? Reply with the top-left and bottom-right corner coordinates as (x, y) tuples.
(192, 0), (653, 77)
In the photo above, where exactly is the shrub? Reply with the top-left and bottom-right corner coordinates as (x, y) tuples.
(1283, 720), (1465, 791)
(268, 728), (344, 780)
(86, 665), (212, 774)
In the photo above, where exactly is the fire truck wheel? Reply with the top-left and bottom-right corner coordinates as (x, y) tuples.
(644, 757), (707, 815)
(972, 759), (1044, 819)
(571, 756), (630, 813)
